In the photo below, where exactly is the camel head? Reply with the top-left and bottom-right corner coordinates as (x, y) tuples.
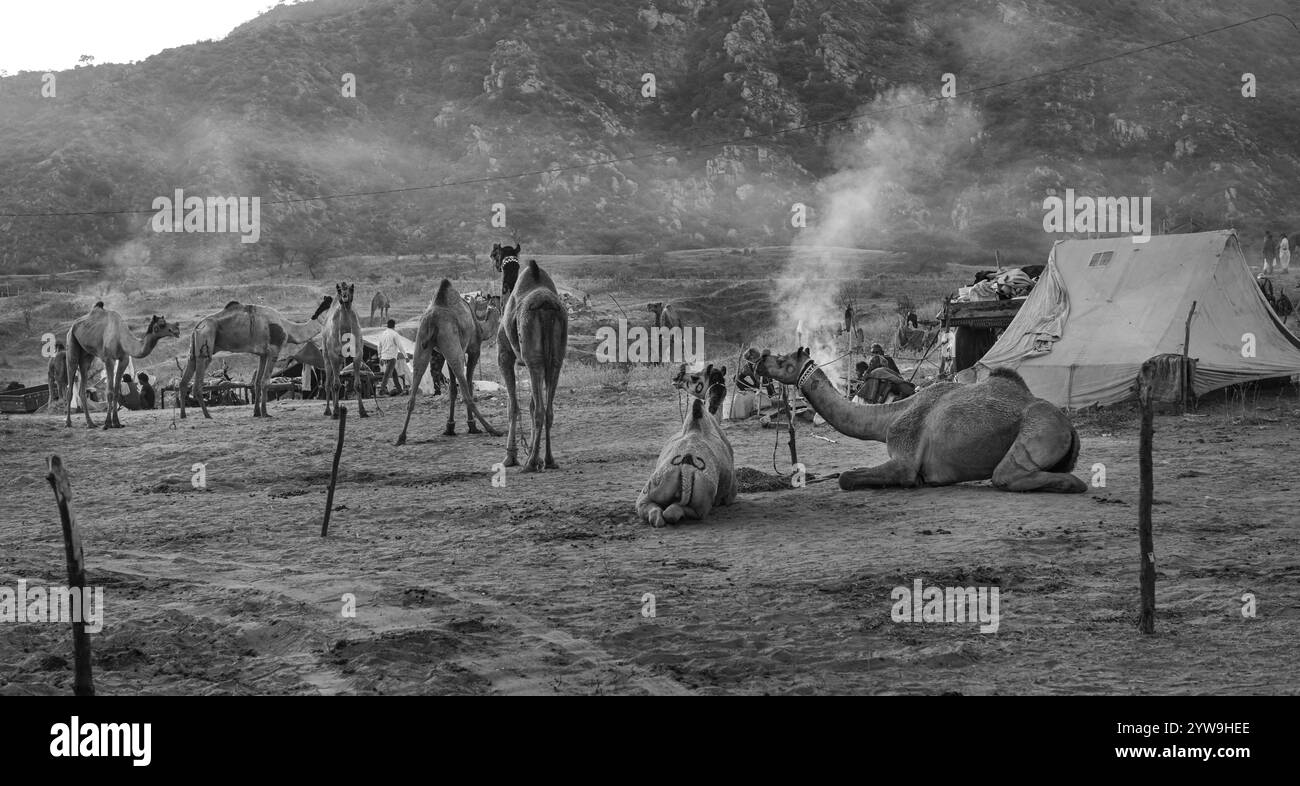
(743, 346), (814, 387)
(311, 295), (334, 321)
(335, 283), (355, 309)
(146, 315), (181, 341)
(490, 243), (520, 272)
(674, 363), (727, 415)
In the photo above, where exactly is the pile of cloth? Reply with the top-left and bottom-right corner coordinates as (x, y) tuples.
(953, 265), (1045, 302)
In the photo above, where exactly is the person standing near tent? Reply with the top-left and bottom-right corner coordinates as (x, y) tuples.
(1262, 231), (1278, 274)
(377, 319), (409, 396)
(1279, 233), (1292, 273)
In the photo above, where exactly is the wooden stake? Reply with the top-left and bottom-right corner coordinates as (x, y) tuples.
(1182, 301), (1197, 414)
(321, 406), (347, 537)
(45, 455), (95, 696)
(783, 388), (798, 467)
(1136, 364), (1157, 634)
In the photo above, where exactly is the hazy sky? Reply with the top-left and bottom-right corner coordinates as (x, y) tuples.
(0, 0), (286, 74)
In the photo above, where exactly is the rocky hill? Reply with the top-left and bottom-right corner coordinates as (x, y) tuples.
(0, 0), (1296, 281)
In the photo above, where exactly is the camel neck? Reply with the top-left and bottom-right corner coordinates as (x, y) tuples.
(128, 332), (161, 358)
(798, 366), (904, 442)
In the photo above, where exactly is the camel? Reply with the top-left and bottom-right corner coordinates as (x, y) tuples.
(744, 347), (1086, 493)
(322, 283), (368, 419)
(394, 280), (502, 445)
(491, 242), (522, 296)
(498, 259), (567, 471)
(370, 291), (390, 326)
(65, 303), (180, 429)
(636, 396), (736, 527)
(179, 295), (333, 419)
(672, 363), (727, 416)
(648, 302), (681, 330)
(48, 343), (68, 403)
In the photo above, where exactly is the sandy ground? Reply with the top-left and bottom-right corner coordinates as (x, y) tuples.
(1, 384), (1298, 695)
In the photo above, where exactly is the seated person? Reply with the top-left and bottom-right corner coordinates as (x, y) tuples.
(864, 344), (900, 375)
(118, 373), (141, 410)
(137, 372), (156, 410)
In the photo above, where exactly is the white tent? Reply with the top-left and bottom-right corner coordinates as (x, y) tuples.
(974, 230), (1300, 407)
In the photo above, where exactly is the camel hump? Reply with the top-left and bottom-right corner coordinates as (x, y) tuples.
(987, 367), (1028, 389)
(93, 301), (104, 309)
(223, 300), (242, 310)
(434, 279), (454, 306)
(528, 259), (540, 275)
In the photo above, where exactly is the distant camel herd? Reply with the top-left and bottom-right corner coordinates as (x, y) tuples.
(52, 242), (1086, 531)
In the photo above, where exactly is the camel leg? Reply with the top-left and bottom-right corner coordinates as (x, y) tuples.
(543, 360), (560, 469)
(394, 348), (432, 446)
(178, 351), (194, 419)
(991, 403), (1087, 493)
(64, 345), (78, 427)
(443, 368), (459, 436)
(190, 351), (215, 420)
(253, 353), (273, 417)
(323, 363), (336, 418)
(523, 363), (546, 472)
(838, 458), (920, 490)
(663, 503), (705, 524)
(498, 344), (519, 466)
(102, 357), (119, 430)
(465, 347), (480, 434)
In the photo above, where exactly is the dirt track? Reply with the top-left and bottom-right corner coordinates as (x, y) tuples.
(2, 385), (1298, 695)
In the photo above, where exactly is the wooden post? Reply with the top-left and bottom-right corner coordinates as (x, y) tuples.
(321, 406), (347, 537)
(45, 456), (95, 696)
(1136, 363), (1157, 634)
(1182, 301), (1197, 414)
(783, 387), (799, 467)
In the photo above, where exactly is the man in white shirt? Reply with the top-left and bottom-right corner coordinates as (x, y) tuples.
(377, 319), (409, 396)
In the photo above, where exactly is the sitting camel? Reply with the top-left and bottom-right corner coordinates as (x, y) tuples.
(179, 295), (332, 419)
(498, 259), (568, 471)
(744, 347), (1086, 493)
(394, 280), (502, 445)
(648, 302), (681, 329)
(636, 396), (736, 527)
(370, 290), (390, 326)
(322, 283), (368, 419)
(65, 303), (180, 429)
(852, 366), (916, 405)
(48, 342), (68, 403)
(672, 363), (727, 416)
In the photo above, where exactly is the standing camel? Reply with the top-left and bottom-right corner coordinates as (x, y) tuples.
(65, 303), (180, 429)
(48, 342), (68, 403)
(647, 302), (681, 329)
(322, 283), (368, 419)
(394, 280), (501, 445)
(498, 260), (568, 471)
(178, 295), (333, 419)
(370, 291), (390, 326)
